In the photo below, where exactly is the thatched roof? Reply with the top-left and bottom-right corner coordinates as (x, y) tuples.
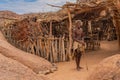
(36, 0), (118, 22)
(36, 12), (67, 22)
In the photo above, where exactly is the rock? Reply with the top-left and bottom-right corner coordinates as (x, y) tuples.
(38, 67), (57, 75)
(39, 70), (51, 75)
(0, 53), (51, 80)
(0, 31), (54, 74)
(50, 67), (57, 73)
(88, 54), (120, 80)
(52, 63), (57, 67)
(44, 70), (51, 75)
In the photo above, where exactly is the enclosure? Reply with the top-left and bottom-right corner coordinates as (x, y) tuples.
(1, 0), (120, 63)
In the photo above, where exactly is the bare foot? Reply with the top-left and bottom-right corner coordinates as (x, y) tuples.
(78, 66), (83, 69)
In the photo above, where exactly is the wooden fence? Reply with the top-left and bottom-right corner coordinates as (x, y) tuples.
(1, 28), (70, 63)
(1, 26), (101, 63)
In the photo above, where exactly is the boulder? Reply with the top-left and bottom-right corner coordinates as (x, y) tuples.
(0, 31), (55, 74)
(0, 53), (51, 80)
(88, 54), (120, 80)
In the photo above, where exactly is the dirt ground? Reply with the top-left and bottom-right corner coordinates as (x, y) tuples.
(47, 40), (120, 80)
(0, 30), (119, 80)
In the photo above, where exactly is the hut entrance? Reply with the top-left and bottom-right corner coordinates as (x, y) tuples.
(71, 4), (118, 51)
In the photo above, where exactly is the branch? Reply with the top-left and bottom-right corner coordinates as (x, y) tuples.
(47, 4), (62, 8)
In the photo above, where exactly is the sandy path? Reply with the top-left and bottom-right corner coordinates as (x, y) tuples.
(47, 40), (120, 80)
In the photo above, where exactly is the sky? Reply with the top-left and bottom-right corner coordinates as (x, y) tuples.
(0, 0), (76, 14)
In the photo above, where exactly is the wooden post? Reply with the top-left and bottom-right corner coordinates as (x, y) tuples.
(58, 37), (61, 61)
(50, 21), (52, 37)
(67, 7), (72, 61)
(53, 37), (58, 62)
(62, 36), (65, 61)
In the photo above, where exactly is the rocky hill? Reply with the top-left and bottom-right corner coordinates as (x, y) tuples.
(0, 10), (20, 27)
(0, 10), (20, 18)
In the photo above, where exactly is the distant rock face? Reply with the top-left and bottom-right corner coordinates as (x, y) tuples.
(0, 10), (20, 18)
(88, 54), (120, 80)
(0, 53), (50, 80)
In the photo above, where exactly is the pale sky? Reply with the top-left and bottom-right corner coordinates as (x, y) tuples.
(0, 0), (76, 14)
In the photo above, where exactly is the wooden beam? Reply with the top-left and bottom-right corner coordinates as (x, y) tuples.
(74, 6), (106, 15)
(67, 7), (73, 61)
(47, 4), (62, 8)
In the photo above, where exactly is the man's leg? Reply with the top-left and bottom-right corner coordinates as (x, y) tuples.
(75, 49), (79, 70)
(74, 49), (78, 69)
(78, 53), (82, 69)
(75, 57), (79, 70)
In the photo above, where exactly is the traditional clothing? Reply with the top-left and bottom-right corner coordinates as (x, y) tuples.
(72, 20), (85, 70)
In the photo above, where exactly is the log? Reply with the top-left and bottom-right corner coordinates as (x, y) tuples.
(67, 8), (73, 61)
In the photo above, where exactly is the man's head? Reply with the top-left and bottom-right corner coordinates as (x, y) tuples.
(75, 20), (83, 28)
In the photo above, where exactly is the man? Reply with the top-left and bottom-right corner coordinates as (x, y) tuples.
(72, 20), (85, 71)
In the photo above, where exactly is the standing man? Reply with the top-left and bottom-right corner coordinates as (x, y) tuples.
(72, 20), (85, 71)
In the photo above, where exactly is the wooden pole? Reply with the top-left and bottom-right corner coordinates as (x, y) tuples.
(50, 21), (52, 37)
(62, 36), (65, 61)
(37, 21), (42, 36)
(67, 7), (73, 61)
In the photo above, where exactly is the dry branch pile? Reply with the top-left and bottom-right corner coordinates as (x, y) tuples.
(4, 18), (42, 43)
